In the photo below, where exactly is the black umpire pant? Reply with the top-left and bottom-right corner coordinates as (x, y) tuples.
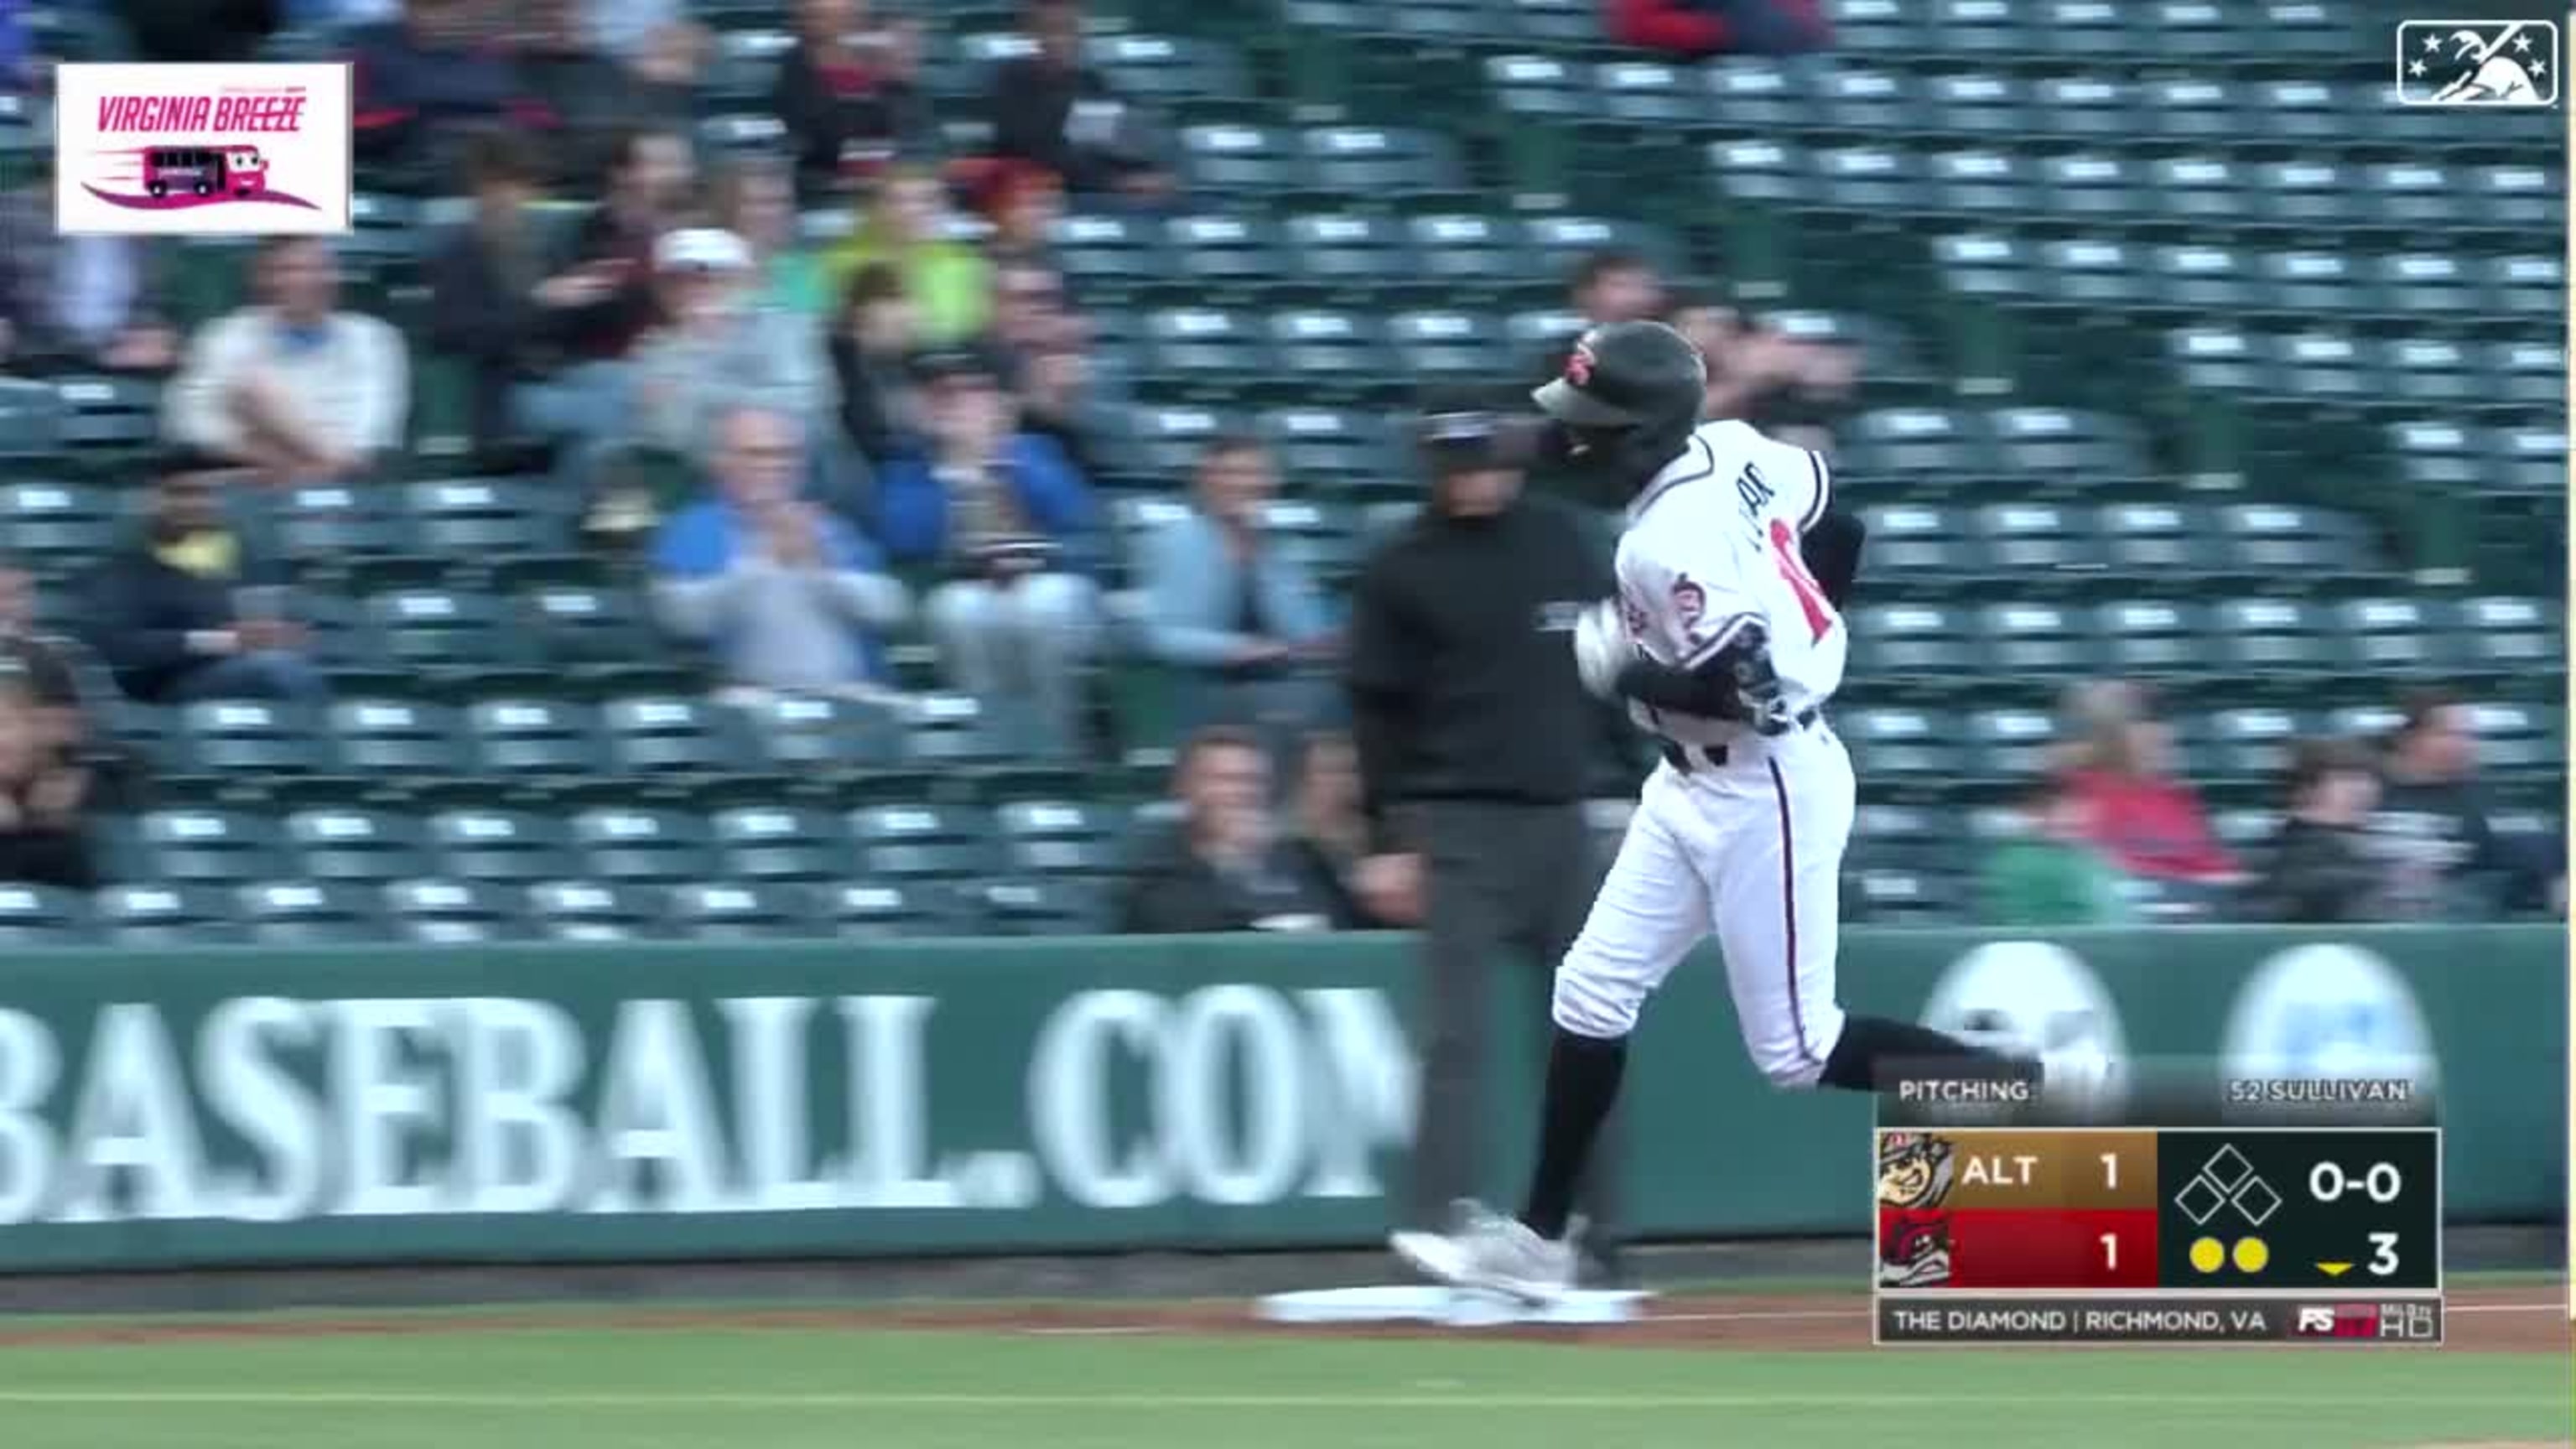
(1405, 797), (1621, 1244)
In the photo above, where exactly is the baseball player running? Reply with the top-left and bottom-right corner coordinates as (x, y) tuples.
(1391, 319), (2017, 1302)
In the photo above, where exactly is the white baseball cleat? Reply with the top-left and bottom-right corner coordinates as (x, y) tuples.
(1389, 1200), (1578, 1306)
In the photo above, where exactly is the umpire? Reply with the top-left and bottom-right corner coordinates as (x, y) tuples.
(1345, 392), (1635, 1275)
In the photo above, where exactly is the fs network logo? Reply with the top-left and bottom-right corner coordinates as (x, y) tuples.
(55, 63), (353, 235)
(2397, 20), (2560, 106)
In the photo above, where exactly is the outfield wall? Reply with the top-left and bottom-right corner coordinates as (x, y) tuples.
(0, 927), (2559, 1271)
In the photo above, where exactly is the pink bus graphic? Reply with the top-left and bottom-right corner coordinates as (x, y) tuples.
(142, 145), (267, 200)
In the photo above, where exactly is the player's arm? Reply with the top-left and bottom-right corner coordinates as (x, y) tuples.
(1801, 506), (1865, 610)
(1612, 615), (1796, 736)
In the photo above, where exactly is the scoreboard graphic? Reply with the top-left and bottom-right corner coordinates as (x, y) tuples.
(1872, 1125), (2442, 1345)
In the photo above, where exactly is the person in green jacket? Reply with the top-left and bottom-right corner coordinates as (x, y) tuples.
(1979, 776), (2132, 926)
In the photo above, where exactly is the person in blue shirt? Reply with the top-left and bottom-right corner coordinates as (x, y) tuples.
(873, 351), (1099, 750)
(651, 402), (908, 693)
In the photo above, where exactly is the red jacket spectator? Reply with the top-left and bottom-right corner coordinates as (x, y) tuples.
(2059, 680), (2237, 883)
(1607, 0), (1831, 58)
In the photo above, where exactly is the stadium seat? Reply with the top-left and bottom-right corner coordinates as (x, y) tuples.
(236, 880), (384, 944)
(2029, 75), (2139, 143)
(2097, 503), (2204, 584)
(729, 693), (901, 774)
(2148, 246), (2253, 324)
(179, 699), (321, 777)
(1846, 603), (1981, 693)
(366, 587), (536, 683)
(1283, 213), (1411, 299)
(2249, 159), (2357, 237)
(973, 877), (1114, 936)
(1259, 408), (1402, 493)
(0, 884), (92, 945)
(284, 807), (431, 883)
(95, 884), (242, 945)
(467, 699), (604, 782)
(995, 799), (1123, 875)
(1386, 309), (1502, 385)
(1521, 216), (1681, 283)
(1140, 305), (1270, 397)
(2454, 597), (2563, 686)
(0, 481), (117, 574)
(819, 881), (955, 938)
(667, 882), (815, 941)
(2200, 708), (2308, 786)
(1925, 148), (2038, 222)
(849, 802), (997, 879)
(1053, 213), (1167, 304)
(569, 805), (716, 884)
(1298, 126), (1465, 206)
(2210, 597), (2337, 683)
(1268, 310), (1381, 398)
(2212, 503), (2376, 584)
(527, 880), (664, 942)
(403, 478), (570, 558)
(382, 878), (525, 944)
(2467, 702), (2558, 777)
(1405, 214), (1530, 305)
(904, 692), (1047, 766)
(2488, 254), (2562, 325)
(1837, 709), (1961, 794)
(2097, 600), (2207, 680)
(0, 380), (62, 461)
(2254, 250), (2366, 321)
(1964, 708), (2060, 782)
(601, 695), (747, 777)
(1703, 58), (1808, 137)
(1854, 506), (1981, 594)
(2144, 77), (2242, 147)
(1160, 215), (1291, 300)
(127, 808), (282, 885)
(52, 376), (161, 458)
(710, 804), (850, 881)
(427, 807), (571, 882)
(1976, 602), (2093, 679)
(1178, 124), (1298, 195)
(2040, 153), (2148, 227)
(1974, 503), (2105, 595)
(2334, 597), (2452, 677)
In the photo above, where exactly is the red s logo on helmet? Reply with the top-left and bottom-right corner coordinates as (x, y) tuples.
(1566, 341), (1596, 387)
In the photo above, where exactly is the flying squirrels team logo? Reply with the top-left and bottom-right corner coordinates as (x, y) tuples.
(1876, 1132), (1958, 1289)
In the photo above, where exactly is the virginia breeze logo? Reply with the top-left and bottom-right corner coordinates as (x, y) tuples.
(1876, 1131), (1957, 1289)
(55, 64), (352, 236)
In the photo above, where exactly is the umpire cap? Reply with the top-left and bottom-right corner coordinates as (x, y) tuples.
(1415, 387), (1529, 476)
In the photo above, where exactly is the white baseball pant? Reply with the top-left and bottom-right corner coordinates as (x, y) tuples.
(1550, 722), (1856, 1087)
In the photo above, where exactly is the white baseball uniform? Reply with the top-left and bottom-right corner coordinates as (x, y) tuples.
(1550, 419), (1855, 1088)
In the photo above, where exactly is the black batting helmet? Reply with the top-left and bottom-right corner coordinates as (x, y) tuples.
(1533, 319), (1707, 487)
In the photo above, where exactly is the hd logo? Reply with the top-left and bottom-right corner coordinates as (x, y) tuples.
(2397, 21), (2560, 106)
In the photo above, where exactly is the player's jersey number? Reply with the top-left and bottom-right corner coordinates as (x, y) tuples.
(1768, 518), (1836, 643)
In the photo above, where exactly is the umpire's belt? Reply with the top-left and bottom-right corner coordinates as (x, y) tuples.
(1659, 708), (1821, 773)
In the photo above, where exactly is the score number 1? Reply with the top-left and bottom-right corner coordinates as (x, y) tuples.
(2099, 1152), (2122, 1272)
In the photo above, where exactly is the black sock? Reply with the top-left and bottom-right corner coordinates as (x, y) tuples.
(1519, 1026), (1628, 1240)
(1817, 1014), (2018, 1093)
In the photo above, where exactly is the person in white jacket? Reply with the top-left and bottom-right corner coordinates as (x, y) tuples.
(164, 236), (408, 483)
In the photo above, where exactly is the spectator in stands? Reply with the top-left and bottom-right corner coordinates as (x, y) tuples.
(1139, 434), (1337, 750)
(0, 158), (179, 375)
(2253, 739), (2386, 924)
(352, 0), (533, 177)
(1290, 730), (1392, 929)
(1121, 725), (1339, 933)
(90, 452), (327, 705)
(427, 129), (550, 460)
(1670, 296), (1857, 431)
(827, 166), (991, 346)
(513, 125), (693, 470)
(627, 228), (842, 490)
(651, 403), (906, 694)
(2372, 688), (2557, 919)
(578, 0), (701, 69)
(510, 0), (696, 186)
(716, 153), (834, 321)
(989, 0), (1174, 200)
(1571, 248), (1669, 330)
(1977, 775), (2131, 927)
(164, 236), (409, 484)
(829, 263), (926, 468)
(0, 662), (99, 891)
(983, 262), (1102, 478)
(2059, 679), (2238, 886)
(112, 0), (281, 64)
(0, 566), (145, 817)
(1606, 0), (1834, 59)
(876, 351), (1100, 751)
(980, 162), (1066, 271)
(771, 0), (935, 198)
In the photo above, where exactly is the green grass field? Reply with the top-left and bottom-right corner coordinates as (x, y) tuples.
(0, 1297), (2565, 1449)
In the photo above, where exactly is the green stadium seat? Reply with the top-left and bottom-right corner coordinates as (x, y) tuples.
(1810, 143), (1925, 221)
(96, 884), (244, 945)
(667, 882), (816, 942)
(1594, 60), (1698, 131)
(1140, 306), (1268, 400)
(52, 375), (161, 460)
(383, 878), (527, 945)
(235, 880), (385, 945)
(1159, 216), (1291, 303)
(1829, 0), (1928, 54)
(1965, 708), (2061, 782)
(468, 698), (604, 781)
(570, 805), (715, 884)
(1976, 601), (2094, 678)
(2148, 156), (2251, 231)
(2457, 597), (2565, 684)
(1284, 213), (1412, 298)
(0, 379), (61, 460)
(1975, 501), (2105, 592)
(1924, 73), (2028, 142)
(2041, 153), (2149, 227)
(2253, 250), (2366, 321)
(521, 586), (669, 683)
(849, 801), (998, 880)
(1495, 0), (1604, 49)
(1846, 867), (1963, 927)
(1507, 307), (1587, 374)
(1405, 214), (1532, 304)
(1179, 123), (1298, 196)
(697, 113), (789, 158)
(973, 877), (1115, 936)
(2146, 77), (2246, 147)
(0, 481), (117, 573)
(270, 485), (408, 579)
(1387, 309), (1501, 385)
(601, 695), (746, 778)
(0, 885), (92, 947)
(1259, 408), (1404, 492)
(2250, 79), (2359, 149)
(1930, 0), (2043, 59)
(2215, 503), (2378, 583)
(905, 692), (1049, 766)
(179, 699), (320, 778)
(2038, 236), (2146, 309)
(2467, 702), (2559, 778)
(2210, 597), (2334, 682)
(1841, 408), (1984, 485)
(2373, 252), (2481, 320)
(1838, 709), (1961, 796)
(1704, 59), (1808, 137)
(1093, 403), (1233, 486)
(2334, 595), (2452, 676)
(1270, 310), (1383, 399)
(2496, 426), (2566, 500)
(1985, 408), (2151, 490)
(1090, 34), (1251, 112)
(1053, 214), (1166, 305)
(2487, 255), (2561, 325)
(2270, 331), (2371, 405)
(428, 807), (570, 882)
(1927, 148), (2038, 221)
(2165, 325), (2262, 394)
(2388, 420), (2480, 494)
(2381, 337), (2480, 412)
(820, 880), (958, 938)
(2030, 76), (2140, 143)
(1299, 127), (1467, 206)
(706, 27), (791, 106)
(403, 478), (574, 558)
(2097, 503), (2204, 584)
(2465, 164), (2563, 239)
(995, 799), (1123, 875)
(1524, 215), (1681, 281)
(2097, 600), (2206, 678)
(284, 808), (430, 884)
(1486, 54), (1583, 195)
(2251, 159), (2358, 236)
(2363, 163), (2459, 234)
(2491, 341), (2563, 416)
(709, 804), (852, 882)
(1812, 68), (1922, 138)
(729, 693), (901, 776)
(2200, 708), (2307, 787)
(129, 808), (282, 885)
(527, 880), (664, 943)
(1703, 139), (1801, 292)
(1845, 602), (1981, 690)
(1852, 506), (1982, 595)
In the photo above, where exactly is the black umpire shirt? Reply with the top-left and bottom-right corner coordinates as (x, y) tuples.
(1345, 491), (1631, 852)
